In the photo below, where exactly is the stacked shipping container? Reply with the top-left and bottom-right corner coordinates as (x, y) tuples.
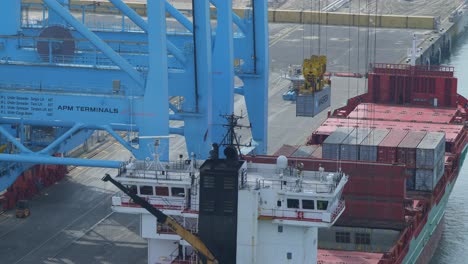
(395, 131), (427, 190)
(340, 128), (372, 160)
(359, 129), (390, 162)
(322, 127), (355, 160)
(414, 132), (446, 191)
(377, 130), (409, 163)
(273, 144), (298, 157)
(1, 164), (68, 210)
(318, 127), (447, 192)
(310, 117), (463, 152)
(272, 145), (319, 158)
(397, 131), (427, 168)
(291, 145), (318, 157)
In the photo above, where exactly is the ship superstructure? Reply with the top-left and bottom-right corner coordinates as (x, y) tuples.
(109, 151), (348, 263)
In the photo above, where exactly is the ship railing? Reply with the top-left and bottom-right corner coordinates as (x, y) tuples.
(260, 208), (331, 223)
(372, 63), (454, 77)
(253, 178), (337, 194)
(247, 166), (342, 186)
(112, 193), (188, 211)
(169, 248), (198, 264)
(330, 199), (346, 223)
(121, 160), (196, 181)
(380, 201), (430, 263)
(158, 222), (198, 236)
(190, 252), (198, 263)
(130, 160), (194, 173)
(123, 169), (191, 182)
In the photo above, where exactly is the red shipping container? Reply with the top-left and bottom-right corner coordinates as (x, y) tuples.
(344, 175), (405, 199)
(378, 129), (409, 163)
(397, 131), (426, 168)
(341, 199), (405, 222)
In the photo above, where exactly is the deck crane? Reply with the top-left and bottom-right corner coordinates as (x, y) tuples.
(102, 173), (218, 264)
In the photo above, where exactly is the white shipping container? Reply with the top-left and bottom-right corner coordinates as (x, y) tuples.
(416, 132), (445, 169)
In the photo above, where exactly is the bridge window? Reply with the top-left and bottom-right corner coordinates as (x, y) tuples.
(335, 232), (350, 243)
(287, 199), (299, 209)
(171, 187), (185, 197)
(302, 199), (315, 210)
(355, 233), (371, 245)
(317, 200), (329, 210)
(125, 185), (137, 195)
(139, 186), (154, 195)
(155, 186), (169, 196)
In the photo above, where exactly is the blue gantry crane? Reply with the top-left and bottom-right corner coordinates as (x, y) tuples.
(0, 0), (269, 191)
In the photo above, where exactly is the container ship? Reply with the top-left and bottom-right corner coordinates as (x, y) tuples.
(103, 61), (467, 264)
(263, 62), (468, 263)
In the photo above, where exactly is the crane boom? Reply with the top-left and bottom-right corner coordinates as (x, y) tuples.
(102, 174), (218, 264)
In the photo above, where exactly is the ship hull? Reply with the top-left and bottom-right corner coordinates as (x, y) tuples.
(403, 183), (449, 264)
(408, 144), (468, 263)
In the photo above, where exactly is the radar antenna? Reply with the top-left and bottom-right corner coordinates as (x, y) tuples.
(218, 112), (252, 159)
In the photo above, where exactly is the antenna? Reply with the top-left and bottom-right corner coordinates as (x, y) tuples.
(218, 113), (252, 159)
(139, 135), (175, 170)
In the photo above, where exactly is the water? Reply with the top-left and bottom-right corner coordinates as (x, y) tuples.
(430, 34), (468, 264)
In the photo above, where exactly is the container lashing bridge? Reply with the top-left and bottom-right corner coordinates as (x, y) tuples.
(0, 0), (269, 191)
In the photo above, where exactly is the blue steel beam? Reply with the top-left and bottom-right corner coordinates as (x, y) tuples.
(0, 0), (270, 192)
(0, 126), (32, 153)
(232, 12), (247, 34)
(165, 1), (193, 32)
(0, 154), (122, 168)
(42, 0), (145, 87)
(210, 0), (246, 34)
(133, 0), (170, 160)
(241, 0), (269, 154)
(0, 118), (136, 132)
(170, 127), (184, 135)
(182, 0), (213, 157)
(48, 0), (69, 25)
(39, 123), (84, 154)
(210, 0), (235, 146)
(101, 125), (134, 152)
(0, 1), (21, 35)
(108, 0), (187, 65)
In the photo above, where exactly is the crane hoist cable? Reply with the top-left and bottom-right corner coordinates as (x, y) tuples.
(318, 0), (321, 55)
